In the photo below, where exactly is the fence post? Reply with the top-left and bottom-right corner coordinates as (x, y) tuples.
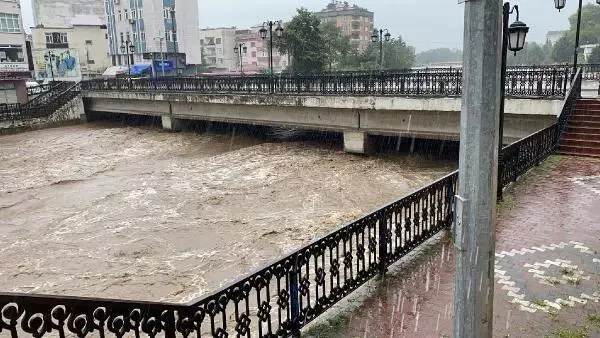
(497, 152), (504, 201)
(380, 72), (385, 95)
(290, 255), (301, 337)
(164, 310), (176, 338)
(378, 211), (388, 276)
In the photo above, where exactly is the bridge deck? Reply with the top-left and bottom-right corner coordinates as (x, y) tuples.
(312, 155), (600, 337)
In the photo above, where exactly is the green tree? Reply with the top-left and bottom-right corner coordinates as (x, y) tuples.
(274, 8), (326, 74)
(321, 21), (351, 71)
(337, 34), (415, 71)
(507, 42), (547, 66)
(552, 34), (574, 63)
(416, 48), (462, 66)
(588, 46), (600, 64)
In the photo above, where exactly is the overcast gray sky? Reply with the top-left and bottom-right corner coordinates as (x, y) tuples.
(18, 0), (597, 52)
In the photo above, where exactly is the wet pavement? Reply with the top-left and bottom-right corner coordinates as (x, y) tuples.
(310, 155), (600, 337)
(0, 123), (454, 304)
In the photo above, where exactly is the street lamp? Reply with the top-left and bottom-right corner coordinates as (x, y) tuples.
(555, 0), (600, 75)
(120, 40), (135, 76)
(371, 28), (391, 70)
(234, 43), (247, 74)
(43, 51), (56, 82)
(259, 20), (283, 75)
(169, 7), (180, 75)
(498, 2), (529, 200)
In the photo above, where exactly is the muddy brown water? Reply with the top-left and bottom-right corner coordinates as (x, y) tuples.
(0, 123), (454, 303)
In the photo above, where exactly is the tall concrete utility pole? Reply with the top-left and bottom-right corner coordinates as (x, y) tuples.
(453, 0), (503, 337)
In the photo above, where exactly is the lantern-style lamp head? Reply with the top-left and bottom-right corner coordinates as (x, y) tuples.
(554, 0), (566, 10)
(242, 46), (247, 54)
(371, 29), (379, 43)
(259, 26), (268, 39)
(128, 43), (135, 53)
(120, 44), (126, 54)
(384, 31), (391, 42)
(597, 0), (600, 5)
(275, 23), (283, 37)
(233, 46), (239, 54)
(508, 19), (529, 55)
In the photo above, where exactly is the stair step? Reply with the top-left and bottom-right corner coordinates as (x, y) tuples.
(558, 145), (600, 157)
(573, 109), (600, 116)
(565, 126), (600, 134)
(571, 114), (600, 121)
(558, 150), (600, 158)
(569, 120), (600, 128)
(560, 138), (600, 148)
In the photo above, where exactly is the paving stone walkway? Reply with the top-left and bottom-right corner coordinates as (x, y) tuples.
(308, 156), (600, 337)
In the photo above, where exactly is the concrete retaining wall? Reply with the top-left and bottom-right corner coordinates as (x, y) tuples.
(0, 96), (85, 132)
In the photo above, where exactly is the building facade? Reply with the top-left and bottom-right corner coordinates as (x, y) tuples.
(199, 27), (236, 72)
(104, 0), (201, 74)
(0, 0), (31, 103)
(315, 1), (374, 52)
(33, 0), (106, 28)
(235, 26), (287, 73)
(31, 22), (112, 80)
(546, 30), (566, 46)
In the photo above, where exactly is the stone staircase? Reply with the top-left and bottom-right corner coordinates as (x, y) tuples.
(559, 99), (600, 158)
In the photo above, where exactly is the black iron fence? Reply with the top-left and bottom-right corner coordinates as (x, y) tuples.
(80, 66), (570, 98)
(581, 63), (600, 80)
(26, 83), (54, 97)
(497, 68), (582, 198)
(0, 82), (80, 122)
(0, 70), (583, 338)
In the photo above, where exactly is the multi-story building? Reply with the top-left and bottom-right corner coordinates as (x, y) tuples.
(235, 25), (287, 73)
(199, 27), (236, 72)
(33, 0), (106, 29)
(104, 0), (201, 74)
(315, 1), (374, 52)
(546, 30), (566, 46)
(0, 0), (31, 103)
(31, 16), (112, 80)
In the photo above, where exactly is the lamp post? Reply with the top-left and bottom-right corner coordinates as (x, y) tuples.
(43, 51), (56, 82)
(169, 6), (180, 75)
(498, 3), (529, 200)
(234, 43), (247, 74)
(259, 20), (283, 75)
(554, 0), (600, 76)
(371, 28), (391, 70)
(120, 40), (135, 76)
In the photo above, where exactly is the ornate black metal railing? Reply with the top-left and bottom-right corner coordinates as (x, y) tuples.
(80, 66), (570, 98)
(581, 63), (600, 80)
(0, 82), (80, 122)
(26, 83), (55, 97)
(497, 68), (582, 198)
(0, 69), (584, 338)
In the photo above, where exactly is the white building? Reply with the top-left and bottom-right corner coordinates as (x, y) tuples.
(0, 0), (31, 103)
(546, 30), (566, 45)
(33, 0), (106, 28)
(105, 0), (201, 74)
(199, 27), (237, 72)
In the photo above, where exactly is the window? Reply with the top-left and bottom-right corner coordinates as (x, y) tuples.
(131, 9), (136, 19)
(0, 13), (20, 33)
(118, 10), (122, 21)
(218, 58), (223, 64)
(216, 48), (222, 55)
(140, 32), (146, 41)
(126, 32), (131, 42)
(0, 46), (24, 63)
(251, 51), (256, 58)
(171, 31), (177, 42)
(45, 32), (69, 48)
(250, 42), (255, 47)
(120, 32), (124, 43)
(163, 8), (169, 19)
(216, 38), (221, 44)
(124, 9), (128, 20)
(85, 40), (93, 45)
(200, 39), (204, 46)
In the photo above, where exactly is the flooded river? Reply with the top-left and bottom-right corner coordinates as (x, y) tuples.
(0, 123), (454, 303)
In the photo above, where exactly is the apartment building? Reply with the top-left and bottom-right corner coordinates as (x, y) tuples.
(0, 0), (31, 103)
(199, 27), (236, 72)
(105, 0), (201, 74)
(315, 1), (374, 52)
(235, 25), (287, 73)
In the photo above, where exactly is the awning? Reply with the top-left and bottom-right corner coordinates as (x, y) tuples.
(102, 66), (128, 76)
(129, 64), (152, 76)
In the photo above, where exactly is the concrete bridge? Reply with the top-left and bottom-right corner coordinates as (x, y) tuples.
(79, 69), (567, 153)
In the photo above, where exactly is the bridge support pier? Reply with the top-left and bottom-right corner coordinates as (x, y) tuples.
(161, 115), (183, 131)
(343, 130), (372, 154)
